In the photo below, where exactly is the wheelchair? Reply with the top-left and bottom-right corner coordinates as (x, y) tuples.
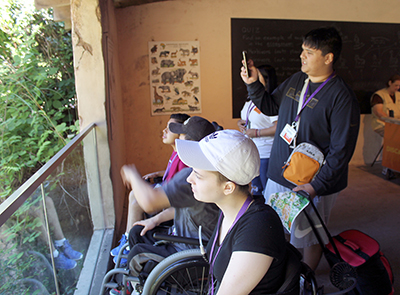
(101, 233), (356, 295)
(101, 233), (209, 295)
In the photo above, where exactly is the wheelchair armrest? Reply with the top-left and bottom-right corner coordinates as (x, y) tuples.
(153, 233), (208, 246)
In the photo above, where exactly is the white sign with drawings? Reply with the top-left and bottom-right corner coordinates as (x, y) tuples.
(149, 41), (201, 116)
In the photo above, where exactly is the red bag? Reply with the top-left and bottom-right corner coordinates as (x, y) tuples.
(298, 190), (394, 295)
(325, 230), (394, 295)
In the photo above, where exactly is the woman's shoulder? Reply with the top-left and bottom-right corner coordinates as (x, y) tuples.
(236, 197), (286, 253)
(247, 197), (282, 222)
(250, 195), (273, 210)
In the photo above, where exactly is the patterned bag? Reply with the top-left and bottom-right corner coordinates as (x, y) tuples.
(282, 142), (325, 186)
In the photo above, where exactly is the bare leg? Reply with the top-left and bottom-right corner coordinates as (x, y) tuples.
(303, 244), (323, 271)
(30, 205), (49, 245)
(126, 190), (145, 233)
(29, 196), (65, 253)
(45, 196), (65, 241)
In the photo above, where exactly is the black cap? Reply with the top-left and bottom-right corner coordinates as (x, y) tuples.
(169, 116), (216, 141)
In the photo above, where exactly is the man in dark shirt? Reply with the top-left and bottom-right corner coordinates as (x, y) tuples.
(241, 27), (360, 270)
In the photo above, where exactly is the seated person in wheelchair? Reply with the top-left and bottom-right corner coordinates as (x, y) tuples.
(176, 129), (287, 294)
(141, 113), (190, 184)
(111, 113), (190, 260)
(118, 116), (220, 277)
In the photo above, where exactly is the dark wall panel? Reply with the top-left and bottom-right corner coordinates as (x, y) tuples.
(232, 18), (400, 117)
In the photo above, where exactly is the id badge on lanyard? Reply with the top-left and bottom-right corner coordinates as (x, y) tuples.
(280, 72), (335, 147)
(280, 78), (309, 146)
(280, 122), (297, 145)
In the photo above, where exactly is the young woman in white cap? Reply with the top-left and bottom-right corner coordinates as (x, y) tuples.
(176, 129), (286, 295)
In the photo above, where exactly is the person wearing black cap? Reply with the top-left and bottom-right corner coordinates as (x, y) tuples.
(109, 116), (218, 294)
(110, 113), (191, 261)
(169, 115), (219, 141)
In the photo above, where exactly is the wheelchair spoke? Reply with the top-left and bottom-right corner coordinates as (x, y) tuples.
(144, 251), (210, 295)
(156, 265), (208, 295)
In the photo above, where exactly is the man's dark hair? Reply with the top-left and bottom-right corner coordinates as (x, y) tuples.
(303, 27), (342, 64)
(170, 113), (190, 124)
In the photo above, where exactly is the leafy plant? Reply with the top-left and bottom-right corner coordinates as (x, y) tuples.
(0, 191), (53, 294)
(0, 0), (78, 201)
(0, 2), (80, 293)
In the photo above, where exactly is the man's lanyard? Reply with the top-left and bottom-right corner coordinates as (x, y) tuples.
(281, 72), (336, 148)
(208, 196), (253, 295)
(294, 71), (336, 124)
(162, 152), (178, 182)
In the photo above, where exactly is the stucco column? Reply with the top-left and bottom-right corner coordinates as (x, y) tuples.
(70, 0), (114, 229)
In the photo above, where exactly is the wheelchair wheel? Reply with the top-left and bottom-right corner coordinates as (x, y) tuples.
(142, 249), (209, 295)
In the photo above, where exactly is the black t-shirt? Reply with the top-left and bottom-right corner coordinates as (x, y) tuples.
(206, 197), (286, 294)
(247, 71), (360, 195)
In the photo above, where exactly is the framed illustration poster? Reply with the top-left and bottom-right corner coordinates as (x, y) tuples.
(149, 41), (201, 116)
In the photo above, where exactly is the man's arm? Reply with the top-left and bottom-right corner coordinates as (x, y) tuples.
(121, 164), (171, 213)
(133, 207), (175, 236)
(241, 59), (283, 116)
(309, 92), (360, 196)
(293, 183), (317, 199)
(162, 167), (197, 208)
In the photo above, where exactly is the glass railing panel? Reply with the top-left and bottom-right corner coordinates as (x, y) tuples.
(0, 127), (97, 294)
(0, 185), (59, 294)
(45, 140), (93, 294)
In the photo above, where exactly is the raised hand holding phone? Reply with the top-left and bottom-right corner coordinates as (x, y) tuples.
(240, 53), (258, 84)
(242, 51), (249, 77)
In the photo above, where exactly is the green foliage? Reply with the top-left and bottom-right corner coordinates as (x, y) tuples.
(0, 190), (52, 294)
(0, 2), (83, 293)
(0, 0), (78, 200)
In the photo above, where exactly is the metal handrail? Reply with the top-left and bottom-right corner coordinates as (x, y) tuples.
(0, 122), (96, 227)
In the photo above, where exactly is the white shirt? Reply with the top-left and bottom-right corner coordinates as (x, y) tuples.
(240, 100), (278, 158)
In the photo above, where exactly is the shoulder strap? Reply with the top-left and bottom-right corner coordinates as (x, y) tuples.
(292, 78), (309, 148)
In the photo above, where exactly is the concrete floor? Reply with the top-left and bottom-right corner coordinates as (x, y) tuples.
(314, 164), (399, 293)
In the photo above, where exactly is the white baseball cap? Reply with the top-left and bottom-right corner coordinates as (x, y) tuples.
(176, 129), (260, 185)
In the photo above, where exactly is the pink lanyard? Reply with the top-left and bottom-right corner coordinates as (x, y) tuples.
(209, 196), (253, 295)
(162, 152), (178, 182)
(294, 72), (336, 123)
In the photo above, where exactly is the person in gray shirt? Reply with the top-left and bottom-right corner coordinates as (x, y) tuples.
(119, 117), (219, 277)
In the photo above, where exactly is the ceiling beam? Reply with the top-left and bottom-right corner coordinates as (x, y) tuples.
(113, 0), (169, 8)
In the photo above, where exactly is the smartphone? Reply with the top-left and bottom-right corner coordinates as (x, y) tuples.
(242, 51), (249, 77)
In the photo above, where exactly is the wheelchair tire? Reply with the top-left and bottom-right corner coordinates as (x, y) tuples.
(142, 249), (209, 295)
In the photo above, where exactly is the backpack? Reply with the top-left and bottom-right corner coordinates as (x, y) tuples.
(282, 142), (325, 186)
(325, 230), (394, 295)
